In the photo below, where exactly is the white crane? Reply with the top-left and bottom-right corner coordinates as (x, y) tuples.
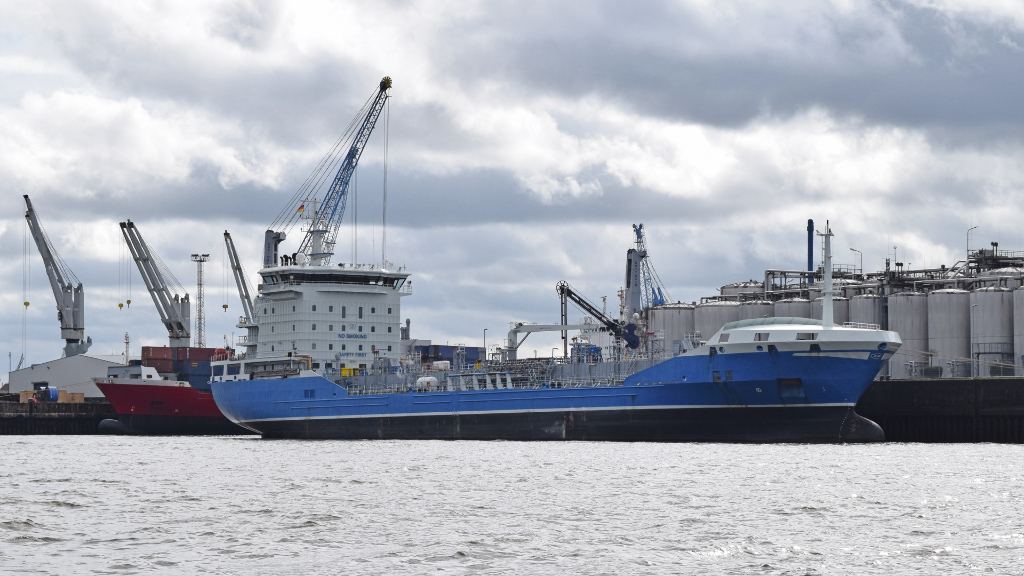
(120, 220), (191, 347)
(224, 231), (258, 356)
(23, 195), (92, 357)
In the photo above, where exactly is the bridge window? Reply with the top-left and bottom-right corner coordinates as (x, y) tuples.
(718, 334), (729, 343)
(796, 332), (818, 340)
(754, 333), (769, 341)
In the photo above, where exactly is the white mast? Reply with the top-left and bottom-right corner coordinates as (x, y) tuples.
(818, 222), (835, 329)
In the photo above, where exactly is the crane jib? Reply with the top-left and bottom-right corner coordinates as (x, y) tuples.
(297, 78), (392, 263)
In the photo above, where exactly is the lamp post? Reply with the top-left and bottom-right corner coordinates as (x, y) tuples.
(968, 225), (978, 257)
(483, 328), (488, 362)
(850, 248), (862, 274)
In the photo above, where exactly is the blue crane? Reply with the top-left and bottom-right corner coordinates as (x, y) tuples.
(623, 224), (671, 317)
(265, 77), (392, 267)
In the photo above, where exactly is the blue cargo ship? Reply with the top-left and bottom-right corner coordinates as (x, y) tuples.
(210, 317), (900, 442)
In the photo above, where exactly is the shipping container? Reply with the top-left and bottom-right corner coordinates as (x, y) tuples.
(142, 346), (174, 360)
(144, 358), (175, 373)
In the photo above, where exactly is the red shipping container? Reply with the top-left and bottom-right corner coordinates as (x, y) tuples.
(144, 358), (175, 373)
(142, 346), (173, 360)
(177, 347), (217, 361)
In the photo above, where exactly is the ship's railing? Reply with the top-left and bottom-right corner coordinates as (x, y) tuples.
(842, 322), (881, 330)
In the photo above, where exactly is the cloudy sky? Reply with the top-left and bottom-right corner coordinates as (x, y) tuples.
(3, 0), (1024, 367)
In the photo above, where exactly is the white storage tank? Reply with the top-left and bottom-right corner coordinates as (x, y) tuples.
(927, 289), (971, 378)
(774, 298), (811, 319)
(1015, 288), (1024, 376)
(648, 303), (696, 353)
(739, 300), (774, 321)
(694, 301), (741, 342)
(970, 287), (1014, 377)
(810, 296), (849, 325)
(887, 292), (928, 379)
(849, 294), (884, 327)
(977, 267), (1024, 289)
(720, 280), (763, 299)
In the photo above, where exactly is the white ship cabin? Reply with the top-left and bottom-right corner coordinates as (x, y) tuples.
(103, 365), (166, 381)
(252, 261), (411, 371)
(700, 317), (899, 352)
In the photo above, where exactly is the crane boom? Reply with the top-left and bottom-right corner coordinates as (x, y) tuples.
(295, 76), (392, 265)
(624, 224), (671, 317)
(556, 281), (639, 349)
(23, 195), (91, 357)
(224, 232), (254, 322)
(120, 220), (191, 347)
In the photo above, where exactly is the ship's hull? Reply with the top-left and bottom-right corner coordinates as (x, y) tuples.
(211, 343), (893, 443)
(96, 381), (254, 436)
(251, 404), (881, 442)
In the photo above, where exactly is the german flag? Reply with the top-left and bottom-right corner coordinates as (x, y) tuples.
(296, 204), (305, 213)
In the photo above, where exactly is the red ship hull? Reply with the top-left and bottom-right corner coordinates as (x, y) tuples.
(96, 381), (254, 435)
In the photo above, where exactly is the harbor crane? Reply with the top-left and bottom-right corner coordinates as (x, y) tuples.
(120, 220), (191, 347)
(623, 223), (671, 318)
(224, 231), (258, 355)
(23, 195), (92, 357)
(557, 281), (640, 355)
(264, 76), (392, 267)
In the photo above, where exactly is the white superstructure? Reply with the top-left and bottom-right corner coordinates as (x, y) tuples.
(253, 262), (411, 370)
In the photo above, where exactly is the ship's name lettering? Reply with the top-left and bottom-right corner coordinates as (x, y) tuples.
(338, 333), (368, 339)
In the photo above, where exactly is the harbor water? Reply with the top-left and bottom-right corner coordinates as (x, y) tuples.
(1, 438), (1022, 574)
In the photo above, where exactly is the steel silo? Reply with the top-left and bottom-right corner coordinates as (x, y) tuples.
(927, 289), (970, 378)
(1013, 288), (1024, 376)
(648, 303), (696, 353)
(694, 301), (741, 342)
(887, 292), (929, 379)
(773, 298), (811, 319)
(739, 300), (774, 321)
(970, 287), (1014, 377)
(849, 294), (884, 327)
(811, 296), (849, 325)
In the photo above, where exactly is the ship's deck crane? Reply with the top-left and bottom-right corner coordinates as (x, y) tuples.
(557, 281), (640, 354)
(23, 195), (91, 357)
(265, 76), (392, 267)
(224, 231), (258, 355)
(624, 223), (671, 318)
(120, 220), (191, 347)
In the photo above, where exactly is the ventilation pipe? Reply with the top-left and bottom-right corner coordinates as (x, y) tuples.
(807, 219), (814, 284)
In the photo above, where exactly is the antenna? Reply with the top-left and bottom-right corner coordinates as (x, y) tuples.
(191, 254), (210, 347)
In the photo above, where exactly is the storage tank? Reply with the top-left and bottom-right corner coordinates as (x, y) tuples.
(1015, 288), (1024, 376)
(849, 294), (884, 327)
(970, 287), (1014, 377)
(738, 300), (774, 321)
(694, 301), (741, 342)
(928, 289), (970, 378)
(887, 292), (928, 379)
(977, 267), (1024, 289)
(647, 303), (696, 353)
(810, 296), (849, 325)
(773, 298), (811, 319)
(720, 280), (763, 299)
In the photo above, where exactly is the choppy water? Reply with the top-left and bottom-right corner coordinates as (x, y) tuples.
(1, 438), (1022, 575)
